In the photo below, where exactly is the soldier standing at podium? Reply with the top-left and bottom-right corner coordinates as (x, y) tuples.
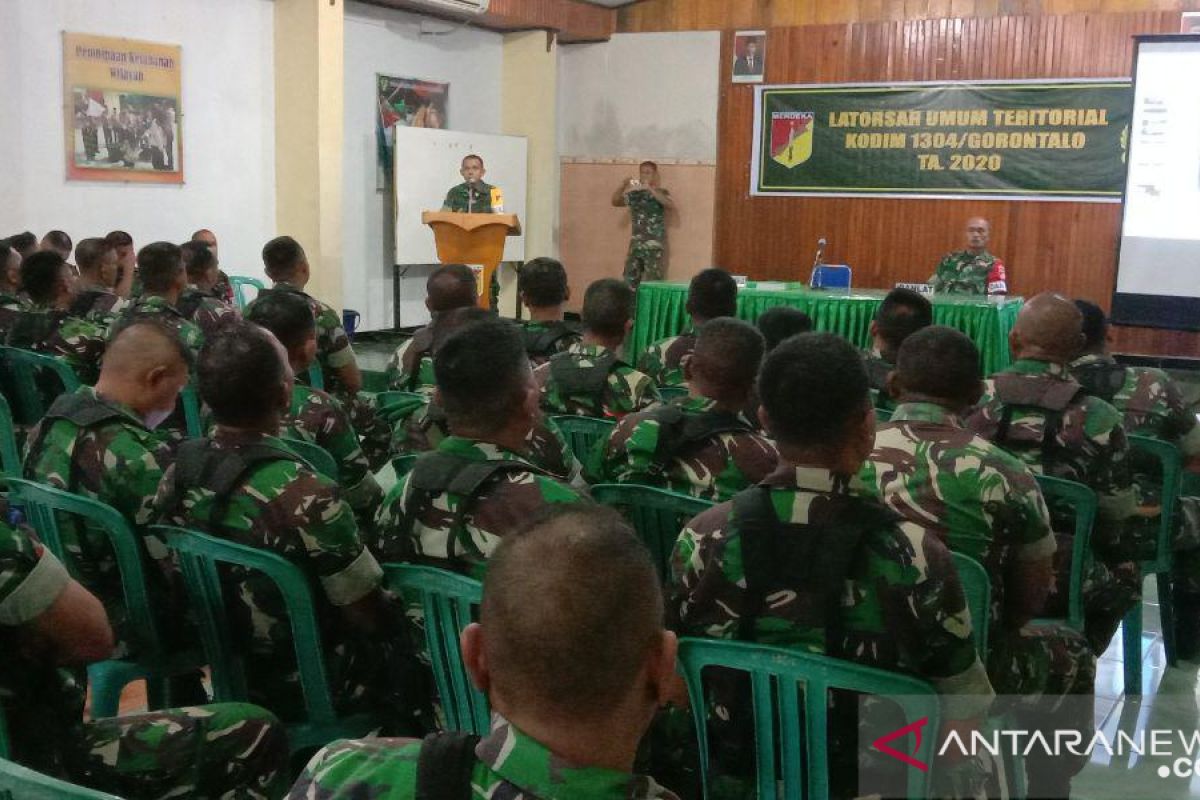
(613, 161), (675, 288)
(441, 153), (501, 213)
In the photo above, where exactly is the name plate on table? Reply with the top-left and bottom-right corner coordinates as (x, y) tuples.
(895, 282), (935, 296)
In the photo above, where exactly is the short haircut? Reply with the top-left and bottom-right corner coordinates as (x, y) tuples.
(0, 241), (11, 270)
(759, 332), (869, 448)
(106, 318), (194, 374)
(431, 307), (495, 353)
(687, 268), (738, 321)
(426, 264), (478, 313)
(42, 230), (72, 254)
(692, 317), (765, 397)
(582, 278), (634, 338)
(757, 306), (813, 351)
(104, 230), (133, 249)
(74, 237), (113, 273)
(895, 326), (981, 402)
(245, 287), (316, 351)
(483, 503), (663, 720)
(180, 240), (217, 280)
(640, 160), (658, 171)
(1074, 299), (1108, 351)
(875, 288), (934, 357)
(8, 231), (37, 256)
(137, 242), (184, 294)
(198, 319), (287, 427)
(434, 318), (529, 435)
(462, 154), (484, 168)
(518, 257), (568, 308)
(262, 235), (305, 281)
(191, 228), (215, 242)
(19, 251), (67, 304)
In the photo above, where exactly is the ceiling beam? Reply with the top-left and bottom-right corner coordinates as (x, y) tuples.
(364, 0), (615, 42)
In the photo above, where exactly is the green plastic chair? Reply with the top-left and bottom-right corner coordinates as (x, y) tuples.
(391, 454), (419, 481)
(657, 386), (690, 402)
(1033, 474), (1096, 634)
(677, 637), (940, 800)
(0, 346), (82, 426)
(591, 483), (713, 584)
(180, 383), (203, 439)
(0, 394), (20, 478)
(6, 479), (203, 719)
(1123, 435), (1183, 695)
(951, 551), (990, 656)
(160, 526), (382, 754)
(875, 407), (893, 424)
(550, 415), (616, 468)
(0, 759), (122, 799)
(280, 436), (339, 481)
(375, 390), (427, 411)
(228, 275), (265, 310)
(306, 364), (325, 391)
(382, 564), (490, 735)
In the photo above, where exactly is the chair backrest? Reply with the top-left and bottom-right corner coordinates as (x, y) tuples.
(306, 364), (325, 391)
(179, 383), (203, 439)
(382, 564), (489, 735)
(591, 483), (713, 583)
(0, 346), (81, 426)
(950, 551), (990, 655)
(159, 526), (339, 725)
(1127, 435), (1183, 573)
(391, 454), (419, 481)
(811, 265), (852, 290)
(279, 436), (339, 481)
(1034, 474), (1096, 631)
(6, 478), (162, 656)
(0, 758), (123, 800)
(549, 415), (616, 467)
(375, 390), (427, 412)
(0, 394), (20, 478)
(228, 276), (265, 310)
(657, 386), (690, 402)
(677, 637), (939, 800)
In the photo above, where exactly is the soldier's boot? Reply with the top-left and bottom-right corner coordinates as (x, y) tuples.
(1171, 586), (1200, 661)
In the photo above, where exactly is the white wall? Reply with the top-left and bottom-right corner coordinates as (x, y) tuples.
(558, 32), (722, 162)
(343, 1), (503, 329)
(0, 0), (276, 281)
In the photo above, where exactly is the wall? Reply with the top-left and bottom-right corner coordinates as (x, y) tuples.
(0, 0), (276, 281)
(342, 1), (504, 327)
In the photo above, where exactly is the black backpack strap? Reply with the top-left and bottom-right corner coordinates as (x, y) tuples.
(160, 439), (301, 529)
(175, 289), (205, 320)
(523, 322), (580, 358)
(646, 405), (754, 478)
(864, 355), (893, 394)
(69, 289), (105, 318)
(4, 310), (60, 349)
(1072, 361), (1128, 404)
(416, 732), (480, 800)
(548, 350), (620, 418)
(24, 391), (132, 488)
(992, 374), (1082, 475)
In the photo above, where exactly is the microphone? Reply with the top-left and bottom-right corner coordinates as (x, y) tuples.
(813, 237), (827, 269)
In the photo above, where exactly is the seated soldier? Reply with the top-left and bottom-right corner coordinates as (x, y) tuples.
(638, 267), (738, 387)
(0, 239), (24, 335)
(70, 237), (131, 326)
(372, 319), (584, 575)
(177, 239), (238, 337)
(40, 229), (74, 266)
(105, 230), (138, 296)
(517, 256), (580, 366)
(385, 263), (478, 393)
(670, 332), (992, 795)
(965, 293), (1140, 654)
(191, 228), (235, 305)
(865, 287), (933, 415)
(756, 306), (812, 352)
(5, 250), (106, 383)
(6, 230), (37, 261)
(0, 508), (290, 799)
(600, 318), (778, 501)
(861, 326), (1095, 798)
(537, 278), (660, 419)
(246, 290), (384, 524)
(112, 242), (204, 359)
(290, 504), (681, 800)
(153, 319), (428, 732)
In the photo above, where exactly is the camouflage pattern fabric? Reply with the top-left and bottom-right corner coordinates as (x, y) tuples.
(246, 282), (357, 382)
(384, 333), (436, 394)
(519, 319), (581, 367)
(863, 349), (896, 414)
(71, 285), (129, 328)
(111, 294), (205, 358)
(600, 395), (778, 502)
(289, 715), (681, 799)
(928, 250), (1005, 295)
(442, 181), (496, 213)
(637, 332), (695, 389)
(5, 304), (107, 384)
(370, 436), (583, 578)
(535, 342), (661, 420)
(0, 514), (289, 799)
(178, 284), (239, 338)
(623, 189), (668, 285)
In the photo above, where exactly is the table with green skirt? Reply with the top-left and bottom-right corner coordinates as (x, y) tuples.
(630, 281), (1023, 376)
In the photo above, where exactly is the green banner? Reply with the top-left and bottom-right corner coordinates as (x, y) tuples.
(752, 80), (1131, 201)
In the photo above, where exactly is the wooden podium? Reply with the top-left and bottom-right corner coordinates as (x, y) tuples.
(422, 211), (521, 309)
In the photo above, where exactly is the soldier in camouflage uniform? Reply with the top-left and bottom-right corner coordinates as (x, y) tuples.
(0, 239), (26, 336)
(68, 237), (130, 327)
(441, 154), (499, 213)
(372, 319), (584, 577)
(965, 294), (1140, 654)
(104, 229), (139, 296)
(614, 161), (675, 287)
(153, 320), (428, 732)
(861, 326), (1095, 797)
(670, 332), (993, 797)
(516, 256), (581, 366)
(602, 318), (778, 501)
(190, 228), (236, 305)
(863, 287), (932, 414)
(638, 268), (737, 389)
(110, 242), (205, 359)
(5, 250), (106, 383)
(290, 504), (681, 800)
(385, 264), (479, 393)
(0, 506), (289, 799)
(537, 279), (660, 419)
(178, 239), (239, 337)
(929, 217), (1009, 296)
(247, 290), (384, 524)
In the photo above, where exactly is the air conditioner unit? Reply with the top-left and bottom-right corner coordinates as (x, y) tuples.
(398, 0), (490, 17)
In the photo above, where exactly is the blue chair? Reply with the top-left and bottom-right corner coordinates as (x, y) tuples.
(1033, 474), (1095, 634)
(279, 436), (339, 481)
(0, 346), (81, 426)
(591, 483), (712, 585)
(228, 276), (265, 310)
(0, 759), (121, 799)
(810, 265), (852, 290)
(306, 364), (325, 391)
(951, 551), (989, 655)
(180, 383), (203, 439)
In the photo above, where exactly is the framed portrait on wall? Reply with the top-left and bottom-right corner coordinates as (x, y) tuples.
(733, 30), (766, 84)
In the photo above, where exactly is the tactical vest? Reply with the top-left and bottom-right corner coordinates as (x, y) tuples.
(118, 298), (187, 329)
(5, 309), (61, 350)
(25, 391), (131, 492)
(991, 372), (1084, 473)
(640, 404), (754, 478)
(548, 349), (620, 418)
(1072, 360), (1128, 404)
(416, 731), (480, 800)
(521, 321), (580, 360)
(175, 288), (207, 321)
(865, 354), (893, 395)
(401, 327), (436, 392)
(69, 288), (109, 318)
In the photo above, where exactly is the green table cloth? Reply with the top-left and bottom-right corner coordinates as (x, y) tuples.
(631, 281), (1023, 376)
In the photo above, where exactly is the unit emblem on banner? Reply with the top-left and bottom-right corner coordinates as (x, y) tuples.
(771, 111), (815, 168)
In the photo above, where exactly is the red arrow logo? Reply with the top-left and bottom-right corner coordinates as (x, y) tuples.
(872, 716), (930, 772)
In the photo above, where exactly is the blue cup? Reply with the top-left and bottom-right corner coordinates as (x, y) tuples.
(343, 309), (361, 339)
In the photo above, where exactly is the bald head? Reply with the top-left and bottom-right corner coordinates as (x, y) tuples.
(426, 264), (478, 313)
(1011, 293), (1085, 363)
(104, 320), (191, 377)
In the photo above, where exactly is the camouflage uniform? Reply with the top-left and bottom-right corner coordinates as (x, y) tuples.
(69, 284), (129, 328)
(5, 304), (107, 384)
(370, 435), (583, 579)
(964, 358), (1141, 652)
(112, 294), (205, 358)
(213, 270), (235, 306)
(863, 349), (896, 413)
(0, 290), (25, 337)
(385, 328), (437, 394)
(0, 513), (289, 799)
(600, 395), (778, 502)
(623, 189), (669, 285)
(928, 250), (1008, 295)
(177, 284), (239, 338)
(289, 715), (680, 799)
(637, 331), (695, 389)
(442, 181), (497, 213)
(519, 319), (581, 367)
(535, 342), (661, 420)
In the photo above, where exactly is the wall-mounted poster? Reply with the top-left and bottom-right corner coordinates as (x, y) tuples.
(376, 74), (449, 187)
(732, 30), (766, 84)
(63, 33), (182, 184)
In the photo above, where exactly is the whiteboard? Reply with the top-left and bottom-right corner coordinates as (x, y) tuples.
(393, 127), (528, 265)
